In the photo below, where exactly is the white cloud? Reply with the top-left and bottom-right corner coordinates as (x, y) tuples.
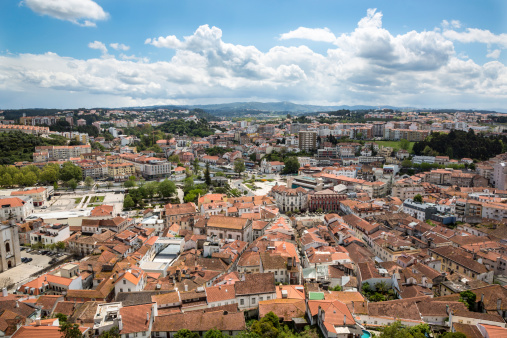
(1, 9), (506, 109)
(487, 49), (501, 59)
(279, 27), (336, 43)
(442, 20), (461, 29)
(88, 41), (108, 54)
(22, 0), (108, 26)
(443, 28), (507, 48)
(110, 43), (130, 51)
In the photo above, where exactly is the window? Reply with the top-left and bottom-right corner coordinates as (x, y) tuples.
(120, 288), (123, 292)
(259, 297), (263, 301)
(267, 296), (271, 300)
(275, 271), (278, 275)
(123, 280), (127, 284)
(240, 299), (244, 305)
(252, 298), (256, 304)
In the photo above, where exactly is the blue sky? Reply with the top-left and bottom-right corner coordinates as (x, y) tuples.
(0, 0), (506, 109)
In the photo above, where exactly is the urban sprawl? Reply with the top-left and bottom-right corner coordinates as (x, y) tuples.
(0, 108), (506, 338)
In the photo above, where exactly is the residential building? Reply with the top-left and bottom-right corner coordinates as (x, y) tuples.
(299, 131), (317, 152)
(235, 273), (277, 311)
(429, 246), (494, 284)
(30, 223), (70, 246)
(205, 216), (253, 243)
(403, 198), (438, 221)
(270, 185), (309, 212)
(0, 197), (34, 222)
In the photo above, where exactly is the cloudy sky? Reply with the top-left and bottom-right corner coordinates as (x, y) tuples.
(1, 0), (506, 110)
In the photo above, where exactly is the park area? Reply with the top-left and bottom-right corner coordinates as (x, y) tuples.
(376, 140), (415, 152)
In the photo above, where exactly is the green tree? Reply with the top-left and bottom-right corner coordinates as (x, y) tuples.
(40, 165), (59, 183)
(124, 180), (136, 188)
(193, 158), (200, 175)
(158, 180), (176, 198)
(234, 158), (246, 177)
(379, 320), (413, 338)
(123, 195), (135, 209)
(55, 313), (68, 323)
(168, 154), (180, 163)
(438, 333), (466, 338)
(459, 290), (476, 310)
(251, 312), (280, 338)
(56, 241), (66, 250)
(84, 176), (94, 189)
(60, 162), (82, 182)
(67, 179), (78, 191)
(203, 329), (227, 338)
(59, 321), (83, 338)
(0, 173), (12, 187)
(401, 159), (413, 168)
(331, 285), (342, 291)
(13, 172), (24, 186)
(413, 194), (423, 203)
(370, 293), (386, 302)
(282, 157), (300, 174)
(174, 329), (199, 338)
(400, 139), (410, 150)
(409, 323), (431, 338)
(375, 281), (388, 293)
(204, 162), (211, 186)
(22, 173), (37, 188)
(361, 282), (371, 294)
(99, 327), (120, 338)
(144, 182), (159, 199)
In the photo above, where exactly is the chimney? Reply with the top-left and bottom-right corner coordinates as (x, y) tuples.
(146, 312), (149, 323)
(184, 284), (188, 292)
(119, 319), (123, 331)
(497, 298), (502, 312)
(446, 304), (449, 314)
(2, 288), (7, 297)
(15, 301), (19, 308)
(343, 315), (347, 325)
(481, 294), (484, 303)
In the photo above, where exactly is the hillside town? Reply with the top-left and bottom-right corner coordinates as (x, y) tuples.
(0, 108), (506, 338)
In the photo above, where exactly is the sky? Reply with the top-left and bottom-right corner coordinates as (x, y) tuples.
(1, 0), (507, 110)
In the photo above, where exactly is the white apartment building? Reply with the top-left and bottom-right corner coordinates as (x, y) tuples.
(493, 162), (507, 190)
(30, 223), (70, 246)
(0, 197), (34, 222)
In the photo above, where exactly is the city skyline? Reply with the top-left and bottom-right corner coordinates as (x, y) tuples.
(1, 0), (506, 109)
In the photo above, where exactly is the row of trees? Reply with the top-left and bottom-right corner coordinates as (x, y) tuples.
(123, 179), (177, 209)
(0, 162), (82, 188)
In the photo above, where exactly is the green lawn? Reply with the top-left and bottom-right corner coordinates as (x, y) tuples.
(376, 140), (415, 153)
(89, 196), (105, 203)
(74, 198), (82, 204)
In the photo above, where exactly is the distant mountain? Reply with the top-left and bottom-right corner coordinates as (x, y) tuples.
(132, 101), (415, 115)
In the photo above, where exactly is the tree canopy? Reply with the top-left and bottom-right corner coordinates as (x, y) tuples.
(413, 129), (504, 160)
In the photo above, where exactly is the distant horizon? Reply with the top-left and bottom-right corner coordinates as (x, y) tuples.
(1, 1), (506, 109)
(2, 101), (506, 114)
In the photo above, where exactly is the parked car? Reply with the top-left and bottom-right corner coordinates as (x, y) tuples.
(21, 257), (27, 263)
(27, 258), (32, 262)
